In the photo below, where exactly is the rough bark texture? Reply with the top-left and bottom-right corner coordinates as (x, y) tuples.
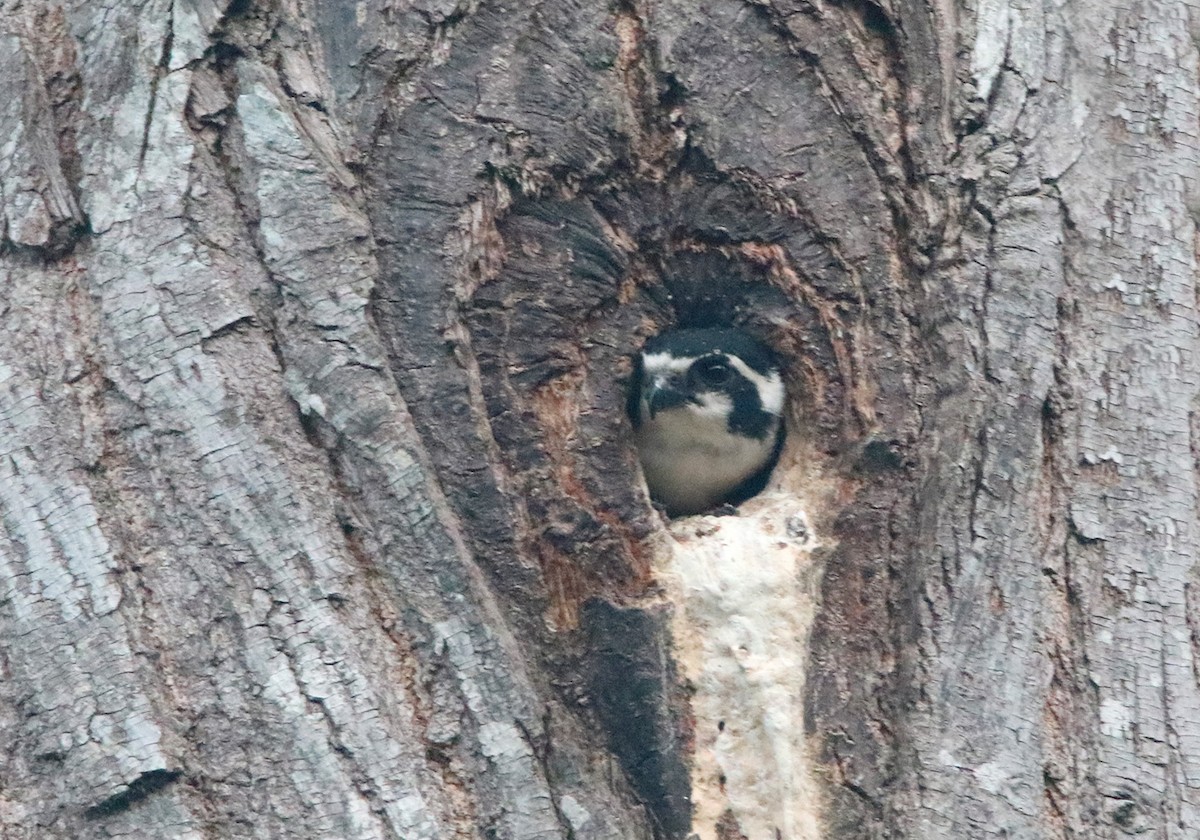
(1, 0), (1198, 838)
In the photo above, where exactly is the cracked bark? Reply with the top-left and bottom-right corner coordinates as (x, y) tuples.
(1, 0), (1199, 838)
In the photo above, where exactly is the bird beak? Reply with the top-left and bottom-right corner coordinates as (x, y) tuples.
(643, 377), (683, 419)
(646, 385), (664, 419)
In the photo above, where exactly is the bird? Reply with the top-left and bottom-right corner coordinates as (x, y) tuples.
(629, 327), (785, 516)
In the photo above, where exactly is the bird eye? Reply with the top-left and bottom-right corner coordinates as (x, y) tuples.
(692, 357), (732, 387)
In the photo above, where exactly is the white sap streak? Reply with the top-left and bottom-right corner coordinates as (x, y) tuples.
(659, 493), (825, 840)
(972, 0), (1012, 101)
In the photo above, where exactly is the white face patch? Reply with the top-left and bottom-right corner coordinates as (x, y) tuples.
(691, 391), (733, 419)
(725, 356), (785, 415)
(642, 351), (695, 378)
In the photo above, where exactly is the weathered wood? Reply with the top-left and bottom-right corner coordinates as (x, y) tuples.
(1, 0), (1198, 838)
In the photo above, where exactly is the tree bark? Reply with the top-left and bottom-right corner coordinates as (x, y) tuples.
(1, 0), (1198, 838)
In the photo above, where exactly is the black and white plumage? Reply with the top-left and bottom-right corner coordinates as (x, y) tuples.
(629, 327), (785, 516)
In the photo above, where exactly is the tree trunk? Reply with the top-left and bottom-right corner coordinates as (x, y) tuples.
(2, 0), (1197, 838)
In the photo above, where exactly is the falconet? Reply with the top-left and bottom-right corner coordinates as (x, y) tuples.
(629, 327), (785, 516)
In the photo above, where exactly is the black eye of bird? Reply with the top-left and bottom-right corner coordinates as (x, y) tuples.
(691, 357), (732, 387)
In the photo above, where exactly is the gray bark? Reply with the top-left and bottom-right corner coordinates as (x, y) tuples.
(1, 0), (1197, 838)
